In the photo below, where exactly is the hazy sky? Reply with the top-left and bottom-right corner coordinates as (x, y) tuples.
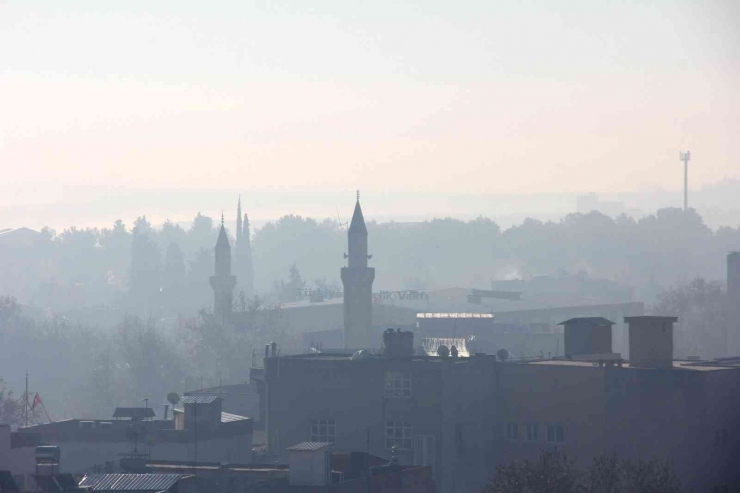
(1, 1), (738, 220)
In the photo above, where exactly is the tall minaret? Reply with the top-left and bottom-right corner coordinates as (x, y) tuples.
(241, 212), (254, 298)
(210, 212), (236, 319)
(236, 196), (243, 246)
(341, 192), (375, 348)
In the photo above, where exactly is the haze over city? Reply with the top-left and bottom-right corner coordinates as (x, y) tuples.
(2, 1), (739, 230)
(1, 2), (739, 493)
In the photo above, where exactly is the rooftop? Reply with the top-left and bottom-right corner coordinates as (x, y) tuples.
(558, 317), (615, 325)
(525, 359), (740, 372)
(287, 442), (333, 452)
(79, 474), (182, 492)
(112, 408), (156, 420)
(178, 395), (221, 405)
(417, 312), (493, 319)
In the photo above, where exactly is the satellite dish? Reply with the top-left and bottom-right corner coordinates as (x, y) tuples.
(167, 393), (180, 406)
(497, 349), (509, 361)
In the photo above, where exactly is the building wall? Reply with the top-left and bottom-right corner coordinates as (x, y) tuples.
(496, 361), (740, 492)
(265, 350), (740, 492)
(15, 420), (252, 474)
(288, 449), (329, 486)
(47, 433), (252, 473)
(496, 362), (609, 468)
(265, 355), (497, 493)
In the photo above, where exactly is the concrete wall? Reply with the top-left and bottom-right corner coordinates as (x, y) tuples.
(496, 362), (610, 468)
(288, 449), (329, 486)
(265, 354), (497, 493)
(496, 361), (740, 492)
(50, 433), (252, 473)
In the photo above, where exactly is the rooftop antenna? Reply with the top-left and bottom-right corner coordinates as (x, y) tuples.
(680, 151), (691, 211)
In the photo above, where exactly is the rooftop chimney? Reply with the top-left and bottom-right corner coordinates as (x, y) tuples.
(382, 328), (414, 358)
(559, 317), (614, 358)
(625, 316), (677, 368)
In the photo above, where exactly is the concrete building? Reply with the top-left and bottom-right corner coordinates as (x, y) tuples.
(210, 215), (237, 320)
(261, 317), (740, 493)
(341, 197), (375, 349)
(8, 402), (252, 482)
(118, 446), (433, 493)
(262, 330), (496, 493)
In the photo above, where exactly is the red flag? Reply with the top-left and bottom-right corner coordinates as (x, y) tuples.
(32, 393), (41, 410)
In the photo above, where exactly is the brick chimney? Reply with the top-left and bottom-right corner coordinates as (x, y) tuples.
(625, 316), (678, 368)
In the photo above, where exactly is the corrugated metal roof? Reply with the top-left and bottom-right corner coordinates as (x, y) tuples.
(287, 442), (332, 452)
(179, 395), (221, 405)
(221, 412), (249, 423)
(79, 474), (181, 491)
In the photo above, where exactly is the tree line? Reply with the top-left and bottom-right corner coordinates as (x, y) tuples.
(1, 208), (738, 318)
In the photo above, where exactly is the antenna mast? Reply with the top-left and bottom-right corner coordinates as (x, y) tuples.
(680, 150), (691, 211)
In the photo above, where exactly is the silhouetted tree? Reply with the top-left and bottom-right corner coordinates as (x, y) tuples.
(129, 216), (162, 313)
(654, 278), (730, 359)
(273, 263), (306, 303)
(483, 450), (684, 493)
(0, 377), (23, 426)
(162, 242), (186, 313)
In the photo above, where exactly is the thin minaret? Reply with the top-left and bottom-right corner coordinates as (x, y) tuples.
(242, 212), (254, 298)
(341, 191), (375, 348)
(210, 212), (236, 319)
(236, 196), (243, 245)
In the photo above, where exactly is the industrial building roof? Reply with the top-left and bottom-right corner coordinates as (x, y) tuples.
(287, 442), (332, 452)
(79, 474), (182, 491)
(417, 313), (493, 318)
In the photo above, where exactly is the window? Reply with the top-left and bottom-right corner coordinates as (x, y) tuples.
(546, 423), (564, 443)
(310, 419), (336, 444)
(525, 423), (539, 442)
(505, 423), (519, 441)
(386, 421), (412, 450)
(385, 371), (412, 398)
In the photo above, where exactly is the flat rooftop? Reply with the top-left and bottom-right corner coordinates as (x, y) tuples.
(417, 312), (493, 318)
(526, 359), (740, 372)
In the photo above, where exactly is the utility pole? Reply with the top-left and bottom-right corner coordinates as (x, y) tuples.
(680, 150), (691, 211)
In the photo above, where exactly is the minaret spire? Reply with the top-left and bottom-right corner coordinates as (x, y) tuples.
(341, 193), (375, 349)
(211, 213), (236, 320)
(236, 196), (243, 244)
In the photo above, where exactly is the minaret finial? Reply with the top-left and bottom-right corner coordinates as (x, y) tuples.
(356, 190), (360, 201)
(221, 210), (224, 226)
